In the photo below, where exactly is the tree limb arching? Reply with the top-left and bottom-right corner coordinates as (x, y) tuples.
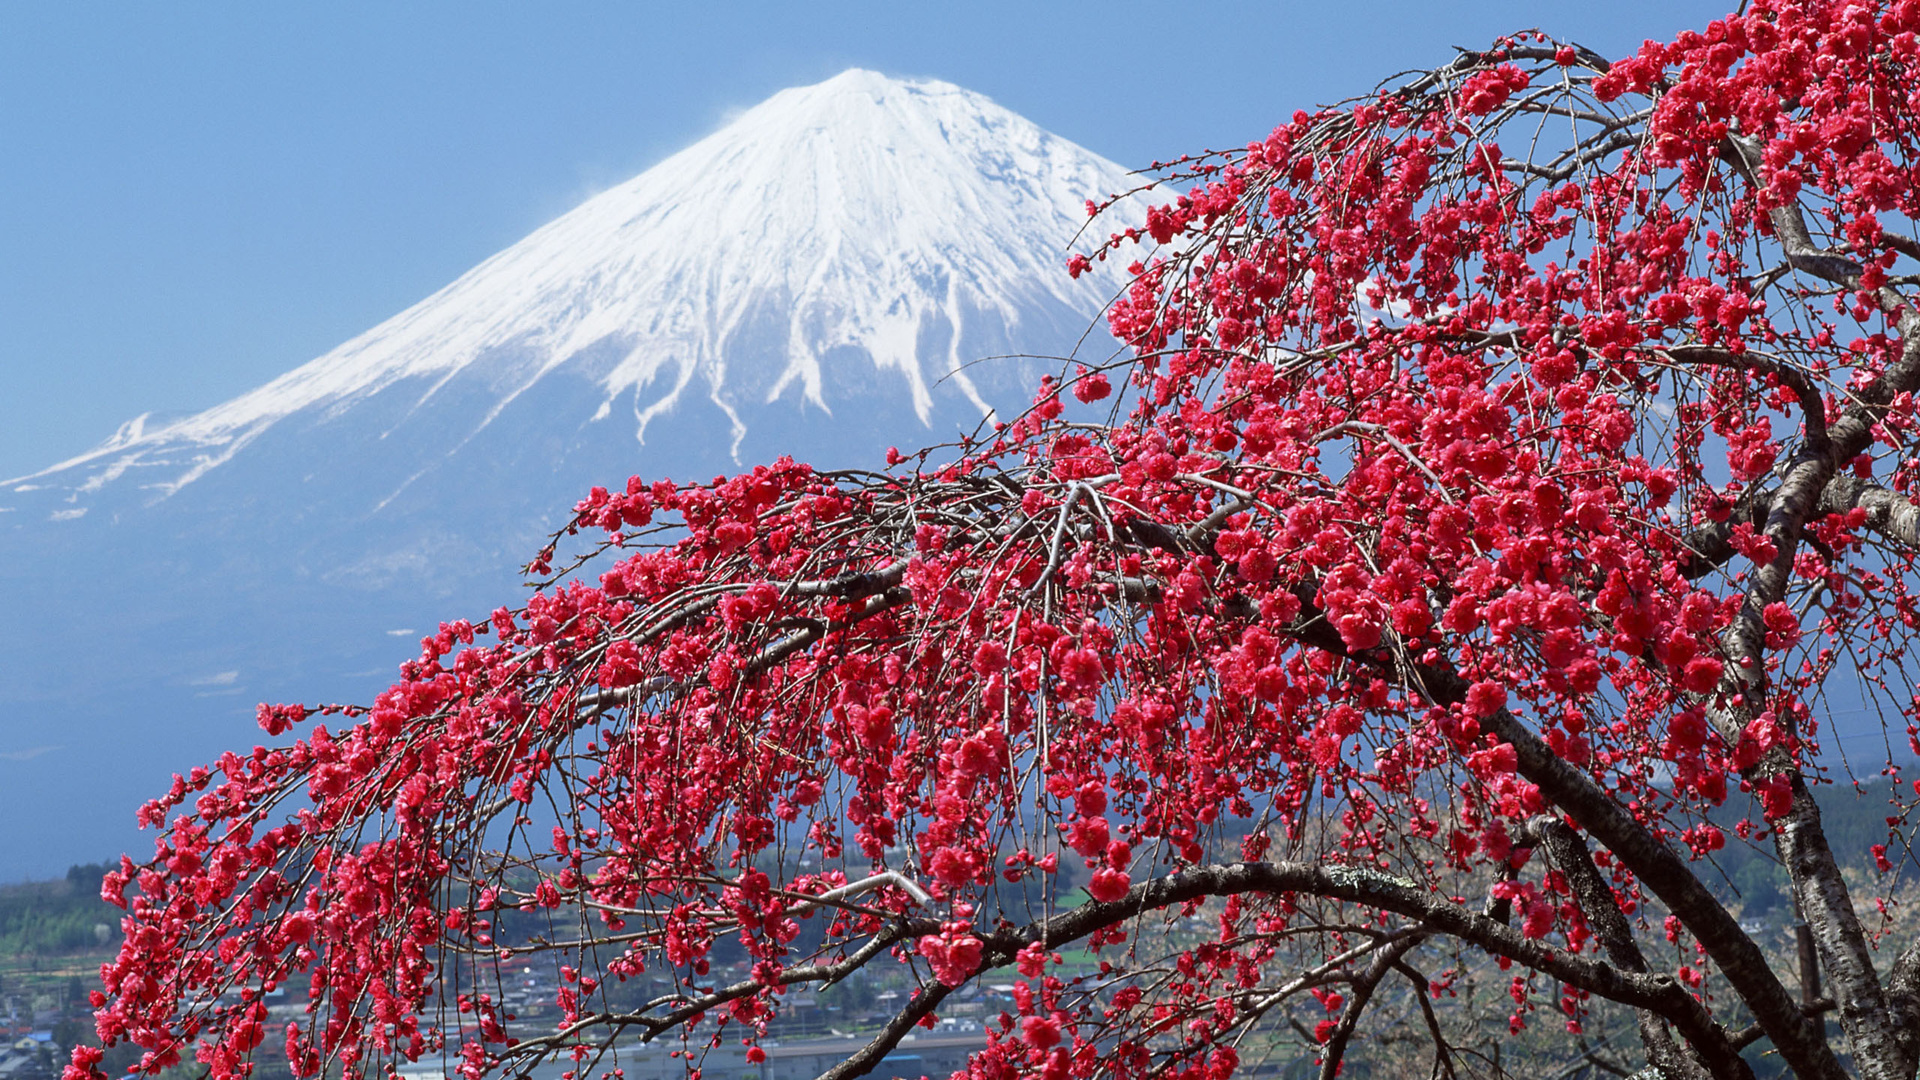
(69, 9), (1920, 1080)
(822, 861), (1739, 1080)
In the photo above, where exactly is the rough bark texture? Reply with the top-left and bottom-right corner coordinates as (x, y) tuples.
(1704, 136), (1920, 1080)
(1530, 818), (1751, 1080)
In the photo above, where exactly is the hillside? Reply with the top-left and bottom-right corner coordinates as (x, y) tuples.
(0, 70), (1150, 881)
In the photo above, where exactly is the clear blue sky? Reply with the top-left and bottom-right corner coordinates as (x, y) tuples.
(0, 0), (1736, 481)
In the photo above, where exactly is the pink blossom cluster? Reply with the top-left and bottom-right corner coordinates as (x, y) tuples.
(69, 3), (1920, 1078)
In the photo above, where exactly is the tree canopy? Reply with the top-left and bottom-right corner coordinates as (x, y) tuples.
(72, 2), (1920, 1079)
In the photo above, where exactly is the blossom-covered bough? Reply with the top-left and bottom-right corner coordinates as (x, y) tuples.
(75, 2), (1920, 1078)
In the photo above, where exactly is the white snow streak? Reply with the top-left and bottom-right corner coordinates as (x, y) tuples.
(12, 69), (1147, 494)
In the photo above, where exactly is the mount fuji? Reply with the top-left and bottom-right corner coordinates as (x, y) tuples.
(0, 70), (1149, 879)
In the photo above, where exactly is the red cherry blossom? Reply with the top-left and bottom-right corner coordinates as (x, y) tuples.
(67, 5), (1920, 1080)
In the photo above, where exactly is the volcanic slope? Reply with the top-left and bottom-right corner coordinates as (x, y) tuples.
(0, 69), (1148, 878)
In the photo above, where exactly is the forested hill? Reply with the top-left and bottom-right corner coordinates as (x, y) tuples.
(1704, 777), (1920, 915)
(0, 864), (121, 957)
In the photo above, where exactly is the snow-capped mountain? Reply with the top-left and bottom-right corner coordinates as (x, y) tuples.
(14, 69), (1133, 506)
(0, 70), (1147, 880)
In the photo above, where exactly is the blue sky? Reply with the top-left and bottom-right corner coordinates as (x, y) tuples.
(0, 0), (1736, 481)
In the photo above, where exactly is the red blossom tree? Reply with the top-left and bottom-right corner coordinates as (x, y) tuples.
(71, 2), (1920, 1079)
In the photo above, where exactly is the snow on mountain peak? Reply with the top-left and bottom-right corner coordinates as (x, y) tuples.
(19, 68), (1145, 497)
(0, 70), (1169, 882)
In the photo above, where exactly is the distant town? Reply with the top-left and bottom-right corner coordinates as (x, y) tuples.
(7, 783), (1915, 1080)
